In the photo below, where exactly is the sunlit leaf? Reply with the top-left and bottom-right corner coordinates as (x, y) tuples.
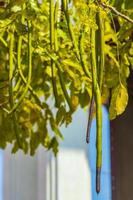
(109, 84), (128, 119)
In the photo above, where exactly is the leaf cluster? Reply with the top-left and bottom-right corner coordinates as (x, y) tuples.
(0, 0), (132, 155)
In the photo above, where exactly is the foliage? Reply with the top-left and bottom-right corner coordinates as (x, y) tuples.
(0, 0), (132, 158)
(0, 0), (132, 193)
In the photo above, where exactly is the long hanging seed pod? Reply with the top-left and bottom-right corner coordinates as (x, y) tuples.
(86, 96), (95, 143)
(17, 35), (23, 88)
(91, 28), (102, 193)
(54, 0), (59, 52)
(78, 28), (94, 143)
(57, 64), (74, 111)
(61, 0), (80, 60)
(79, 28), (91, 79)
(50, 0), (60, 108)
(9, 31), (21, 148)
(53, 0), (74, 111)
(97, 10), (105, 90)
(86, 9), (105, 144)
(13, 77), (22, 93)
(95, 10), (104, 193)
(46, 50), (74, 111)
(17, 34), (43, 108)
(8, 20), (32, 114)
(0, 36), (8, 47)
(14, 6), (24, 95)
(54, 0), (74, 111)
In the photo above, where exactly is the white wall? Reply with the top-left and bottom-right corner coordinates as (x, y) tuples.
(3, 146), (48, 200)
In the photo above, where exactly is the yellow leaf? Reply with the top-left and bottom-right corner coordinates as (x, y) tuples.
(116, 85), (128, 115)
(71, 95), (79, 109)
(109, 84), (128, 120)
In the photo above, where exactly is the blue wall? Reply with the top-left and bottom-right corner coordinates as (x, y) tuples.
(60, 106), (112, 199)
(88, 106), (112, 199)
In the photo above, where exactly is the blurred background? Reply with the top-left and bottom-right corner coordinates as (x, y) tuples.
(0, 106), (112, 200)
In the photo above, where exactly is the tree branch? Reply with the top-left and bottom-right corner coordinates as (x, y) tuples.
(98, 1), (133, 24)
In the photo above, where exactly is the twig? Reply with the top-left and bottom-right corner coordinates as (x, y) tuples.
(98, 1), (133, 24)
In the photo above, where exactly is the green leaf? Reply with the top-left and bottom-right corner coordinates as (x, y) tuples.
(113, 0), (124, 9)
(56, 106), (66, 125)
(125, 0), (133, 9)
(79, 89), (90, 108)
(48, 137), (59, 156)
(62, 59), (83, 74)
(105, 44), (120, 68)
(49, 117), (63, 139)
